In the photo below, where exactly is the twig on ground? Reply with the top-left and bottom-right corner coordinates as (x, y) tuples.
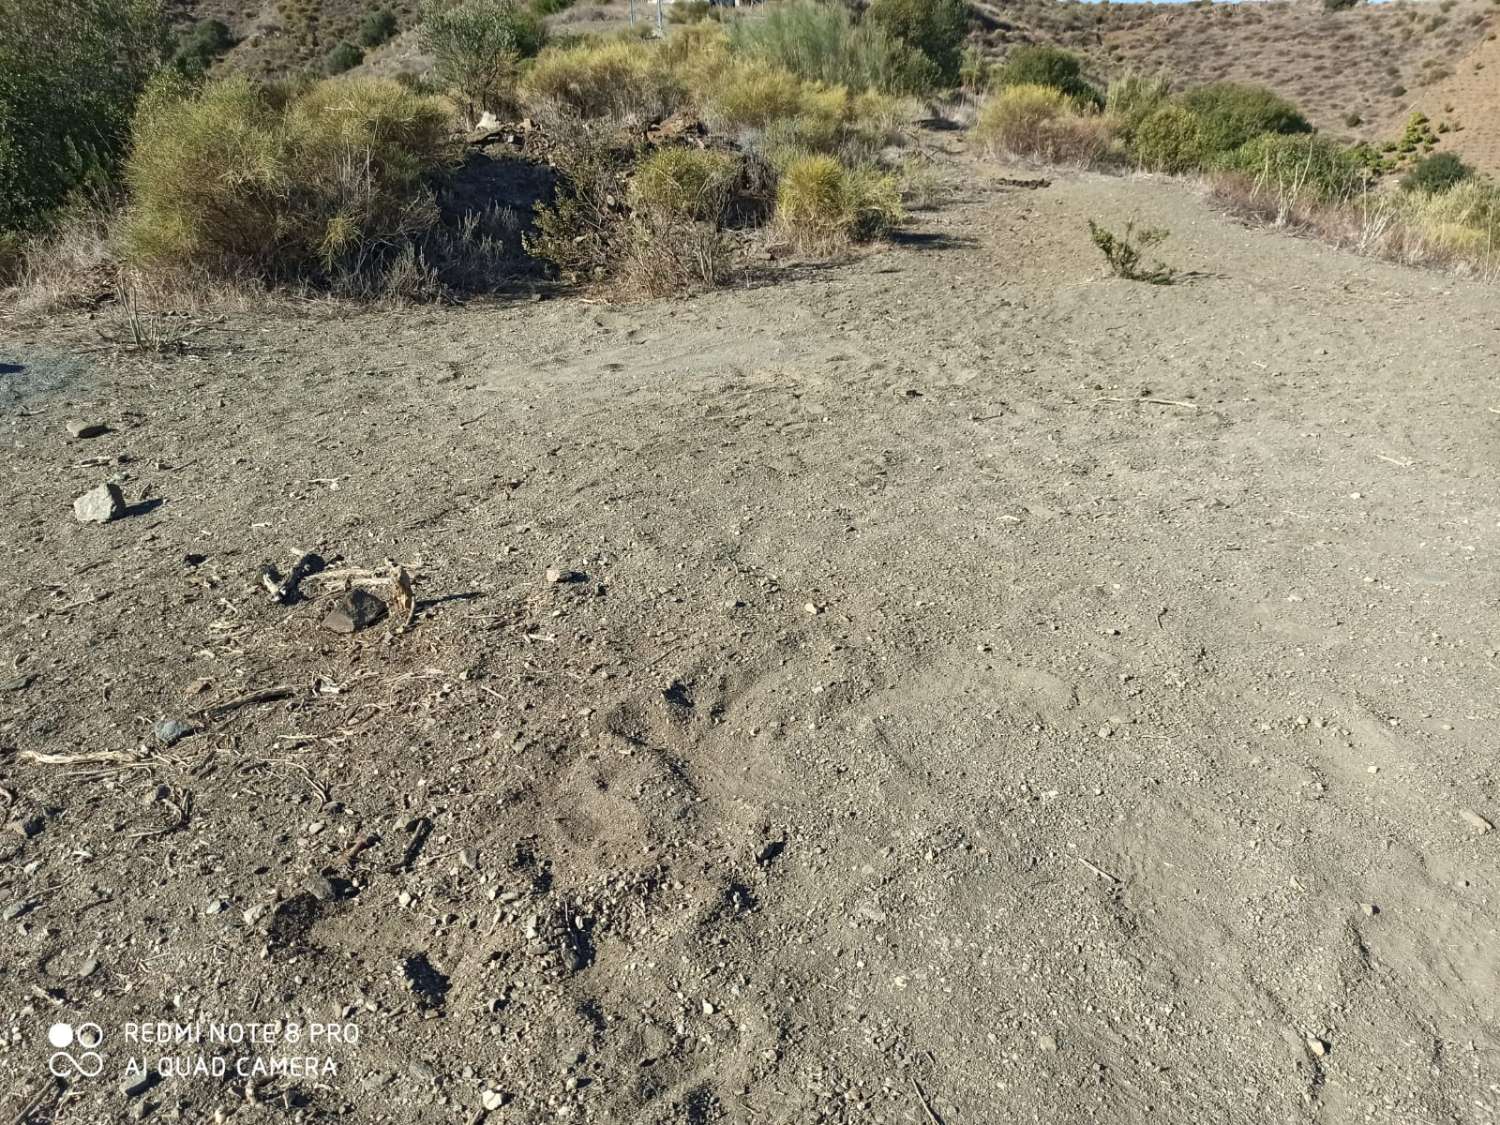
(1075, 856), (1121, 884)
(909, 1075), (946, 1125)
(1099, 396), (1199, 410)
(201, 686), (295, 721)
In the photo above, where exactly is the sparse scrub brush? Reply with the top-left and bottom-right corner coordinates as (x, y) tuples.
(630, 147), (740, 223)
(622, 147), (741, 296)
(525, 122), (633, 282)
(521, 38), (684, 122)
(774, 153), (903, 254)
(703, 62), (847, 137)
(1088, 218), (1176, 283)
(976, 84), (1114, 167)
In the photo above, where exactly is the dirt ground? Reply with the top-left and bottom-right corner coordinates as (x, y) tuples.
(3, 138), (1500, 1125)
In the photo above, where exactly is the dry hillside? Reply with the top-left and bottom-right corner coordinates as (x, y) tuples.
(1400, 26), (1500, 172)
(173, 0), (1500, 170)
(973, 0), (1496, 153)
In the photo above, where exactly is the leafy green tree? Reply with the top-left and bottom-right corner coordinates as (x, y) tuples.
(0, 0), (168, 231)
(421, 0), (547, 121)
(866, 0), (968, 86)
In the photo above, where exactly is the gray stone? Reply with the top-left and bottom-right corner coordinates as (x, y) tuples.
(73, 483), (125, 524)
(66, 419), (108, 439)
(322, 589), (388, 634)
(480, 1090), (508, 1112)
(153, 719), (193, 747)
(305, 874), (338, 902)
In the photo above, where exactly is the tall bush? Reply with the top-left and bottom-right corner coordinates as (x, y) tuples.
(977, 84), (1114, 166)
(521, 38), (684, 122)
(994, 45), (1101, 107)
(1131, 103), (1207, 173)
(726, 0), (937, 95)
(866, 0), (969, 86)
(1177, 82), (1310, 155)
(1401, 151), (1473, 194)
(0, 0), (168, 232)
(421, 0), (546, 122)
(123, 75), (457, 284)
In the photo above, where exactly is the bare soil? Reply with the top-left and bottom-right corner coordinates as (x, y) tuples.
(3, 141), (1500, 1125)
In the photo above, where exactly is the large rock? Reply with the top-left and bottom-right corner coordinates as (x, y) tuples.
(322, 589), (388, 634)
(73, 483), (124, 524)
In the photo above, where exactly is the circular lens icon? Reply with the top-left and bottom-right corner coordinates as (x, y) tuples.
(47, 1023), (73, 1049)
(76, 1023), (105, 1050)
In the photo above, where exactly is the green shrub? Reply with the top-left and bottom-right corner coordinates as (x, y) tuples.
(976, 83), (1114, 166)
(522, 38), (683, 121)
(1401, 150), (1472, 192)
(422, 0), (547, 122)
(358, 8), (399, 47)
(0, 0), (168, 232)
(1131, 103), (1207, 172)
(1397, 177), (1500, 257)
(325, 41), (365, 74)
(630, 147), (740, 221)
(774, 152), (902, 253)
(1177, 82), (1310, 154)
(1105, 72), (1170, 142)
(726, 0), (938, 95)
(172, 18), (234, 77)
(994, 45), (1101, 107)
(1219, 132), (1366, 203)
(123, 75), (457, 284)
(1088, 218), (1175, 283)
(866, 0), (969, 86)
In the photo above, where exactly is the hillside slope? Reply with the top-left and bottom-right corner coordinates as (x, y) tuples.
(972, 0), (1497, 155)
(1400, 27), (1500, 173)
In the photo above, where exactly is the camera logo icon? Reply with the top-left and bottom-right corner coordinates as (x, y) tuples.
(47, 1022), (105, 1078)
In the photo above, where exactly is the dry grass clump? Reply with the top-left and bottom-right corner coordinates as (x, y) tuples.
(622, 147), (741, 296)
(1209, 161), (1499, 278)
(1, 206), (122, 312)
(773, 153), (904, 254)
(123, 75), (458, 290)
(630, 147), (741, 222)
(975, 84), (1116, 167)
(521, 37), (685, 123)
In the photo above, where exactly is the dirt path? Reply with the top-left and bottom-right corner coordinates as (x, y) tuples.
(3, 145), (1499, 1125)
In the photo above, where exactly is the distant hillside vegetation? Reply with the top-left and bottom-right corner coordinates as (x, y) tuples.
(971, 0), (1497, 163)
